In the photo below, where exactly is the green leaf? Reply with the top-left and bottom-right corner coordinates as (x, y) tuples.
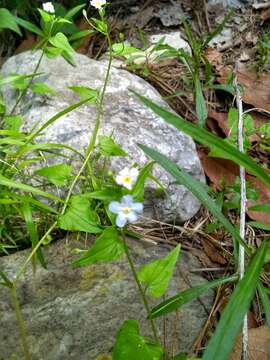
(98, 135), (127, 157)
(0, 174), (62, 203)
(58, 195), (101, 234)
(84, 188), (122, 201)
(132, 92), (270, 189)
(73, 227), (124, 267)
(112, 320), (163, 360)
(21, 203), (46, 269)
(0, 8), (22, 35)
(69, 86), (98, 103)
(138, 245), (180, 298)
(202, 239), (269, 360)
(132, 162), (154, 202)
(69, 29), (93, 42)
(112, 43), (141, 57)
(14, 16), (44, 37)
(195, 75), (207, 127)
(258, 281), (270, 328)
(4, 115), (23, 131)
(31, 82), (56, 95)
(138, 144), (248, 256)
(49, 32), (75, 54)
(64, 4), (86, 20)
(248, 204), (270, 213)
(149, 275), (237, 319)
(248, 221), (270, 231)
(36, 164), (72, 186)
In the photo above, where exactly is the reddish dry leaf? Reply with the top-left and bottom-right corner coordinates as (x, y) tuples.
(229, 326), (270, 360)
(198, 149), (239, 190)
(247, 172), (270, 225)
(15, 32), (36, 54)
(202, 239), (227, 265)
(204, 48), (224, 72)
(218, 63), (270, 112)
(207, 110), (229, 136)
(261, 8), (270, 22)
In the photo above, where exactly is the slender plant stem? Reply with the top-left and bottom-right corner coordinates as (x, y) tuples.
(10, 285), (31, 360)
(14, 29), (114, 283)
(233, 66), (248, 360)
(121, 231), (159, 343)
(10, 50), (45, 116)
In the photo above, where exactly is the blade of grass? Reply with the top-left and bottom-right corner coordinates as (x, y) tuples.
(132, 92), (270, 189)
(202, 238), (269, 360)
(149, 275), (237, 319)
(138, 144), (249, 256)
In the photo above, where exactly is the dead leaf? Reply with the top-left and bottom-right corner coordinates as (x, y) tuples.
(202, 239), (227, 265)
(204, 48), (224, 72)
(261, 7), (270, 21)
(15, 32), (36, 54)
(229, 326), (270, 360)
(208, 110), (229, 136)
(218, 63), (270, 112)
(247, 171), (270, 225)
(198, 149), (239, 190)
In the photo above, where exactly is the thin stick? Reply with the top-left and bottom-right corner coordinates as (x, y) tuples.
(233, 65), (248, 360)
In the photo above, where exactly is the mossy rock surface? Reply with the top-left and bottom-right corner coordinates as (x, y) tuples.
(0, 237), (213, 359)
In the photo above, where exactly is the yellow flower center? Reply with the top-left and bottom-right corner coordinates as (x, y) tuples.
(123, 176), (132, 184)
(123, 207), (131, 215)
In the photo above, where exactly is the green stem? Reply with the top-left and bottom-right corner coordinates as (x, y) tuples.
(86, 33), (113, 156)
(10, 285), (31, 360)
(121, 231), (159, 343)
(14, 29), (114, 283)
(10, 50), (45, 116)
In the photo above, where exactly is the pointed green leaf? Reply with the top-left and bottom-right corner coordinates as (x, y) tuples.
(195, 76), (207, 127)
(112, 320), (163, 360)
(0, 174), (62, 202)
(138, 245), (181, 298)
(149, 275), (237, 319)
(133, 91), (270, 189)
(0, 8), (22, 35)
(202, 239), (269, 360)
(58, 195), (101, 234)
(73, 227), (124, 267)
(98, 135), (127, 157)
(31, 82), (56, 95)
(132, 162), (154, 202)
(14, 16), (44, 37)
(258, 281), (270, 328)
(49, 32), (75, 54)
(69, 86), (98, 103)
(138, 144), (248, 255)
(36, 164), (72, 186)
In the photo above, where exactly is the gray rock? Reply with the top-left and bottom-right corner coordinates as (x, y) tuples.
(0, 237), (213, 360)
(149, 32), (191, 54)
(208, 0), (253, 7)
(156, 2), (185, 27)
(1, 51), (204, 223)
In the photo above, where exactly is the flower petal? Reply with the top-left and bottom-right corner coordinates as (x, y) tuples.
(109, 201), (122, 214)
(130, 202), (143, 213)
(126, 211), (138, 223)
(130, 167), (139, 178)
(116, 213), (127, 227)
(122, 195), (134, 205)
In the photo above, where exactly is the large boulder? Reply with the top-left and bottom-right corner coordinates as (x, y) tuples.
(0, 237), (213, 360)
(1, 50), (204, 222)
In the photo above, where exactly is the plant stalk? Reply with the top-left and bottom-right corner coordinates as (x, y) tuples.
(10, 285), (31, 360)
(121, 231), (159, 343)
(234, 66), (248, 360)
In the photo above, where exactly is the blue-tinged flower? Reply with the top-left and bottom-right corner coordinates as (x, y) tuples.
(115, 167), (139, 190)
(109, 195), (143, 228)
(90, 0), (106, 9)
(42, 2), (55, 13)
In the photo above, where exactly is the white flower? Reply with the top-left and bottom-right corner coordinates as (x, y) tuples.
(42, 2), (55, 13)
(115, 167), (139, 190)
(90, 0), (106, 9)
(109, 195), (143, 228)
